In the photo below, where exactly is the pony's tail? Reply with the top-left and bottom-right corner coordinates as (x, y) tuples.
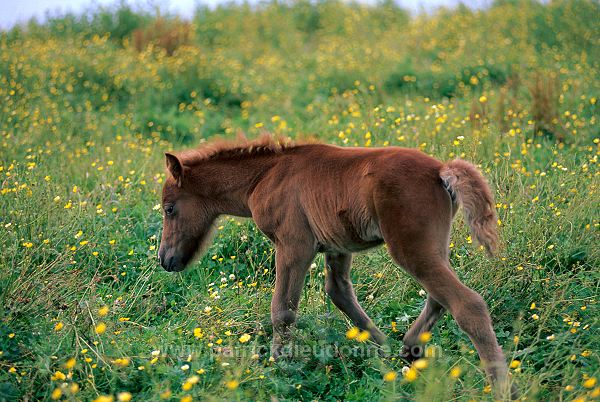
(440, 160), (498, 256)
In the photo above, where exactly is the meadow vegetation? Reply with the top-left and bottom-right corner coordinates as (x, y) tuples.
(0, 0), (598, 400)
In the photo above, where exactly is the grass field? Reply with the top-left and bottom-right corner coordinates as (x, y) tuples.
(0, 0), (599, 400)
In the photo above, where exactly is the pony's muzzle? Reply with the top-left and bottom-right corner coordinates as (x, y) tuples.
(158, 247), (185, 272)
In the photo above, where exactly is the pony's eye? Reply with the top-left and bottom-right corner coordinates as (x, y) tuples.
(165, 205), (174, 216)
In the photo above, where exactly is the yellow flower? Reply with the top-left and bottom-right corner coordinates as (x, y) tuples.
(346, 327), (360, 340)
(403, 367), (418, 382)
(450, 366), (461, 378)
(117, 392), (132, 402)
(180, 396), (192, 402)
(509, 360), (521, 369)
(160, 390), (172, 399)
(51, 388), (62, 400)
(93, 396), (114, 402)
(418, 331), (432, 343)
(98, 306), (109, 317)
(193, 327), (203, 338)
(383, 371), (397, 382)
(54, 322), (64, 331)
(413, 359), (428, 370)
(95, 322), (107, 334)
(113, 358), (130, 367)
(583, 377), (597, 388)
(356, 330), (370, 342)
(51, 371), (66, 381)
(479, 95), (488, 103)
(531, 314), (539, 320)
(239, 333), (251, 343)
(225, 379), (239, 390)
(64, 357), (76, 369)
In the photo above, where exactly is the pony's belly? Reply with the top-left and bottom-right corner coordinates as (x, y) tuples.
(315, 217), (384, 253)
(317, 238), (384, 253)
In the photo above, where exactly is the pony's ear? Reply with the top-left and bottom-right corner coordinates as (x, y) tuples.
(165, 153), (184, 187)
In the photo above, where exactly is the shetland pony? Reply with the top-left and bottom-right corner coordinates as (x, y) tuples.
(158, 135), (516, 398)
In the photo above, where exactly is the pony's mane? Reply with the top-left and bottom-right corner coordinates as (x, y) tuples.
(177, 134), (312, 165)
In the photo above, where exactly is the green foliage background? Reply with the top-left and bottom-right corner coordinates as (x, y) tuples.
(0, 0), (598, 400)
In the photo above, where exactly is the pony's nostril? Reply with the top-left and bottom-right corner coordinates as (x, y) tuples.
(165, 255), (183, 272)
(166, 256), (177, 272)
(158, 249), (182, 272)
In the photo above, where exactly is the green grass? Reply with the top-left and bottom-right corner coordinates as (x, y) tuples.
(0, 0), (599, 400)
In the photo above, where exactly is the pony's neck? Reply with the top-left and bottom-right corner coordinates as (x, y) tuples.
(188, 155), (278, 217)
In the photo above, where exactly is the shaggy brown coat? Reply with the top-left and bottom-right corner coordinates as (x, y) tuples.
(158, 135), (516, 398)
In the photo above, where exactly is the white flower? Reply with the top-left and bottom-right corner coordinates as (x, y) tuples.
(399, 313), (411, 322)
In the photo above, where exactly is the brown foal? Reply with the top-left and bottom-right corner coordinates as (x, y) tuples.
(158, 135), (517, 398)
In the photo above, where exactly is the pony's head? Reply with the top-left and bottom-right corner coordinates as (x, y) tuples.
(158, 153), (216, 272)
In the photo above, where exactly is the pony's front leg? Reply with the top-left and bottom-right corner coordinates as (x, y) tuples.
(270, 242), (316, 358)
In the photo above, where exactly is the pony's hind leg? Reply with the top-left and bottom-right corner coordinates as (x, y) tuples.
(325, 251), (386, 345)
(400, 295), (445, 362)
(386, 242), (516, 398)
(376, 188), (516, 397)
